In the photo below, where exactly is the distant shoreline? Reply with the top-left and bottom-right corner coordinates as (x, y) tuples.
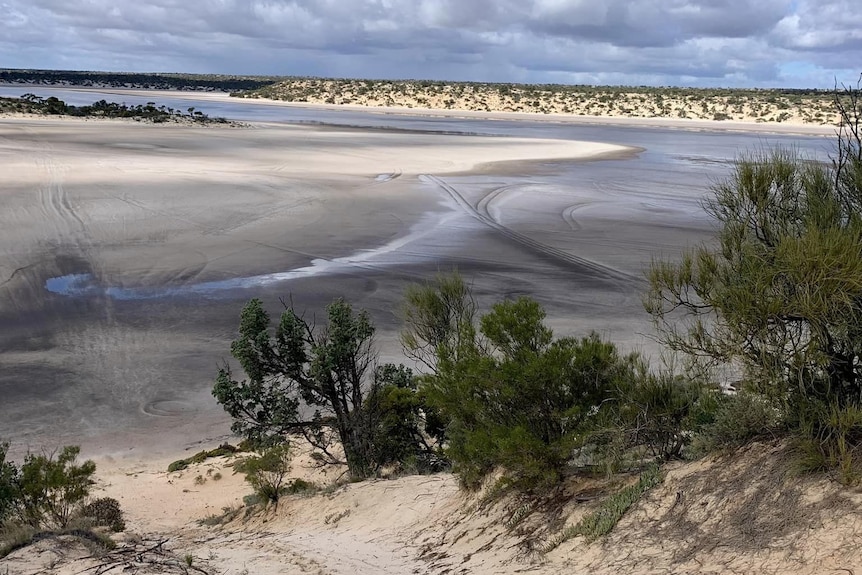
(0, 85), (836, 137)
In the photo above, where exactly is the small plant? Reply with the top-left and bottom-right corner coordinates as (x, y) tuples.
(324, 509), (351, 525)
(194, 475), (206, 486)
(167, 443), (238, 472)
(542, 464), (663, 552)
(283, 478), (316, 495)
(690, 391), (781, 456)
(234, 444), (292, 505)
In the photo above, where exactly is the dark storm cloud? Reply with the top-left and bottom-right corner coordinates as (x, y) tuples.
(1, 0), (859, 87)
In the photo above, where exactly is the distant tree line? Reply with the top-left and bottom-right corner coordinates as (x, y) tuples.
(1, 94), (228, 124)
(0, 69), (279, 92)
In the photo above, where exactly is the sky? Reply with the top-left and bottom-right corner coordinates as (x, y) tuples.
(2, 0), (861, 88)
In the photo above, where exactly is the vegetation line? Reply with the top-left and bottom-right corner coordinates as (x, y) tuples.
(0, 94), (231, 124)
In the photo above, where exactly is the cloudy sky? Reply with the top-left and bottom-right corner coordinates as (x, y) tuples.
(2, 0), (861, 88)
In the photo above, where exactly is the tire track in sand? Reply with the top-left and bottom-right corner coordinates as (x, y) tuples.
(422, 174), (642, 285)
(36, 153), (86, 237)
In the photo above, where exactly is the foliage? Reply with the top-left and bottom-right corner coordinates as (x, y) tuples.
(411, 285), (645, 491)
(544, 464), (663, 551)
(645, 77), (862, 475)
(213, 298), (436, 479)
(0, 520), (37, 559)
(401, 270), (478, 374)
(166, 443), (238, 472)
(796, 399), (862, 483)
(15, 446), (96, 529)
(0, 94), (228, 123)
(78, 497), (126, 532)
(233, 444), (292, 505)
(610, 371), (712, 461)
(0, 443), (18, 521)
(690, 391), (782, 456)
(362, 364), (447, 473)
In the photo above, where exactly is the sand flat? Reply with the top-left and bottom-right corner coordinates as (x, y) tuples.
(0, 115), (633, 456)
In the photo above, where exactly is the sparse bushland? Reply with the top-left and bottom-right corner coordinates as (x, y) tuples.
(237, 77), (839, 125)
(212, 298), (442, 480)
(646, 76), (862, 482)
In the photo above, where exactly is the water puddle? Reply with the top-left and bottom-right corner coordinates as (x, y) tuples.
(45, 210), (457, 300)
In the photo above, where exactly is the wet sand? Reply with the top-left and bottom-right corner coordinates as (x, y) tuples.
(0, 116), (652, 457)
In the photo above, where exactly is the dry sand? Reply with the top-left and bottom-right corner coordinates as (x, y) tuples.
(3, 441), (861, 575)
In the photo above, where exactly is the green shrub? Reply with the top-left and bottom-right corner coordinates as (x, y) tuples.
(690, 391), (782, 456)
(612, 372), (709, 461)
(283, 478), (317, 495)
(0, 443), (18, 521)
(543, 464), (664, 552)
(234, 444), (292, 505)
(167, 459), (189, 473)
(77, 497), (125, 532)
(796, 400), (862, 484)
(0, 520), (36, 558)
(420, 294), (644, 492)
(167, 443), (238, 472)
(16, 446), (96, 528)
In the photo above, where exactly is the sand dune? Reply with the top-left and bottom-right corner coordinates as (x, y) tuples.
(3, 441), (860, 575)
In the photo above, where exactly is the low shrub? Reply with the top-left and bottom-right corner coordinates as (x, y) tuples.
(613, 372), (709, 461)
(0, 443), (18, 521)
(16, 446), (96, 529)
(543, 464), (664, 552)
(167, 443), (238, 472)
(78, 497), (125, 532)
(0, 520), (36, 558)
(234, 444), (292, 505)
(690, 391), (782, 456)
(283, 478), (317, 495)
(796, 400), (862, 484)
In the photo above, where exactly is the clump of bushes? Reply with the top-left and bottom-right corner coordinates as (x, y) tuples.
(77, 497), (126, 533)
(402, 275), (704, 493)
(0, 443), (124, 558)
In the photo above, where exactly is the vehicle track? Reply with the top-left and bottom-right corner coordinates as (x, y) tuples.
(37, 154), (85, 235)
(422, 174), (642, 285)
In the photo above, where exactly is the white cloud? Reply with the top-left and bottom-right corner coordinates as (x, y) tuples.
(1, 0), (859, 87)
